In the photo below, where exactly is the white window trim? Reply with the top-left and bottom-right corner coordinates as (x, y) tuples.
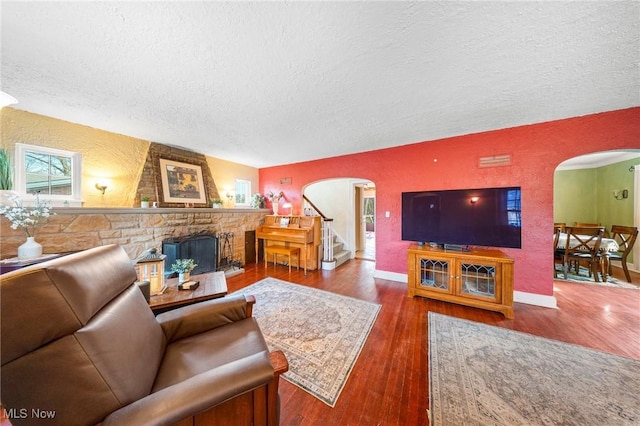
(14, 143), (83, 207)
(235, 179), (251, 207)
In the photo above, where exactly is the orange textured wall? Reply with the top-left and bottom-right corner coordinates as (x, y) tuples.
(259, 107), (640, 297)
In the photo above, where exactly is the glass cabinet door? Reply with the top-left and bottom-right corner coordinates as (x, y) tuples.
(419, 258), (451, 292)
(458, 262), (500, 302)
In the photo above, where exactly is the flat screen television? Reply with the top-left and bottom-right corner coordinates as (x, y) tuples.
(401, 186), (522, 249)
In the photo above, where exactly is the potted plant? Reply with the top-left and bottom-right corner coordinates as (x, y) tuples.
(211, 197), (223, 208)
(0, 148), (18, 207)
(171, 258), (197, 283)
(250, 193), (266, 209)
(140, 196), (150, 208)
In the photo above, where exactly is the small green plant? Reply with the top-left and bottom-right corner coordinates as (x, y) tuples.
(141, 196), (150, 202)
(210, 197), (223, 205)
(251, 193), (266, 209)
(171, 258), (197, 273)
(0, 148), (13, 190)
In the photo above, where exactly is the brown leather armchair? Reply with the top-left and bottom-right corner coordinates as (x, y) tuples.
(1, 244), (287, 426)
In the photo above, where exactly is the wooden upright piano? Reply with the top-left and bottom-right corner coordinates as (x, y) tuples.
(256, 215), (322, 272)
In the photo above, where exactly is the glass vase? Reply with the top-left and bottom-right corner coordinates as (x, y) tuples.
(18, 236), (43, 259)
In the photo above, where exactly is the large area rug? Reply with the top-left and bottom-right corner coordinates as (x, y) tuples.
(233, 278), (381, 407)
(428, 312), (640, 425)
(554, 265), (639, 289)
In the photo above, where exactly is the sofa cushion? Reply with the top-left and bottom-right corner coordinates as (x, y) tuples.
(152, 317), (273, 392)
(0, 268), (82, 364)
(45, 244), (139, 324)
(76, 284), (166, 406)
(1, 245), (138, 365)
(1, 335), (121, 426)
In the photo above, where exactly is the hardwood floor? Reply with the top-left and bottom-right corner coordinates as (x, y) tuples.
(2, 259), (637, 426)
(226, 259), (640, 426)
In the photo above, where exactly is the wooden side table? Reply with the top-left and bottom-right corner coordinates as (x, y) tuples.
(149, 270), (228, 314)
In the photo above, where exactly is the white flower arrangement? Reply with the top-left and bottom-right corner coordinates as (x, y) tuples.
(171, 258), (197, 273)
(266, 191), (284, 203)
(0, 195), (55, 237)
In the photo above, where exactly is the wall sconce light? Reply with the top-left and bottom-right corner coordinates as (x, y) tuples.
(282, 202), (293, 215)
(226, 192), (234, 202)
(95, 182), (108, 195)
(613, 189), (628, 200)
(470, 196), (479, 204)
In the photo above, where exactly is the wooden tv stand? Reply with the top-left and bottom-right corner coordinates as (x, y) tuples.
(407, 244), (514, 318)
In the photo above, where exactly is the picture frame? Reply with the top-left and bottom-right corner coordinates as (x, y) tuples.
(158, 158), (208, 205)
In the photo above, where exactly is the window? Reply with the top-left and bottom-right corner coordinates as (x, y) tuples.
(506, 189), (521, 227)
(234, 179), (251, 206)
(15, 143), (82, 206)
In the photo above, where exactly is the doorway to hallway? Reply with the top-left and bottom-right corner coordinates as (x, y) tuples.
(355, 183), (375, 261)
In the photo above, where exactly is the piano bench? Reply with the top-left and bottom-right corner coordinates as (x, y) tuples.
(264, 246), (301, 273)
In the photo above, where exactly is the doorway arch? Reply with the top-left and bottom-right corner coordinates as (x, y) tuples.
(303, 177), (376, 262)
(554, 149), (640, 277)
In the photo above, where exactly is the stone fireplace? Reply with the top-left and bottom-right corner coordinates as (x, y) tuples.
(0, 207), (268, 267)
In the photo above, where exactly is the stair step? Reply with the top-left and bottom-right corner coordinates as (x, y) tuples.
(334, 249), (351, 268)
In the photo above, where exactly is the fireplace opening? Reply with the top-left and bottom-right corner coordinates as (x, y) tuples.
(162, 232), (218, 276)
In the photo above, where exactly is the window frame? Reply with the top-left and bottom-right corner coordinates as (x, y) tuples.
(14, 143), (82, 206)
(234, 179), (251, 207)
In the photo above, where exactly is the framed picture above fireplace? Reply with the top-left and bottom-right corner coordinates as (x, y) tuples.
(157, 158), (208, 206)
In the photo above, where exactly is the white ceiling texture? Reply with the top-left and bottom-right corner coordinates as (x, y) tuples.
(1, 1), (638, 168)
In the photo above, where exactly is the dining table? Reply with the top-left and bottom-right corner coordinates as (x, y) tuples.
(555, 232), (619, 252)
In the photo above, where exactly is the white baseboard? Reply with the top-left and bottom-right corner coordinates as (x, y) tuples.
(373, 269), (558, 309)
(514, 291), (557, 309)
(373, 269), (407, 283)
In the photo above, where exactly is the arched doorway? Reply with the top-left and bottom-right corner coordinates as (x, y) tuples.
(303, 178), (376, 263)
(554, 149), (640, 281)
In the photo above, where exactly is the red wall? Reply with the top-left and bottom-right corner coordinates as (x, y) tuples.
(259, 108), (640, 297)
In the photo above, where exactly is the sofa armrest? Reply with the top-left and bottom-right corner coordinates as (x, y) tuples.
(156, 294), (256, 342)
(101, 351), (274, 426)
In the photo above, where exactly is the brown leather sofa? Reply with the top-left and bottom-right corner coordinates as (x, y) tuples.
(0, 244), (287, 425)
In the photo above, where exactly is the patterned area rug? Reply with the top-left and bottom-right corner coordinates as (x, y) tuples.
(554, 265), (638, 289)
(233, 278), (381, 407)
(428, 313), (640, 425)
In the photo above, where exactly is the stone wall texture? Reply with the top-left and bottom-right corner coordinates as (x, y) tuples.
(0, 209), (267, 264)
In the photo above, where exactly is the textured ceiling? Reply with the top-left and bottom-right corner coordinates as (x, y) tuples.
(1, 1), (638, 168)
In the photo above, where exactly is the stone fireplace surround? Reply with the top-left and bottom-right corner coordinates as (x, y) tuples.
(0, 207), (269, 266)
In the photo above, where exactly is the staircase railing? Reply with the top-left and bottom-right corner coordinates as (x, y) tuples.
(302, 194), (336, 269)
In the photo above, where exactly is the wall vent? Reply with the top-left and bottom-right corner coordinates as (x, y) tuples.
(479, 154), (511, 168)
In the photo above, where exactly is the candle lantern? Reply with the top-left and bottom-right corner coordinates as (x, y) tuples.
(135, 248), (166, 295)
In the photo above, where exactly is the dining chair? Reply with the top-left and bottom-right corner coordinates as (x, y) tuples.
(563, 226), (605, 282)
(573, 222), (601, 227)
(607, 225), (638, 282)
